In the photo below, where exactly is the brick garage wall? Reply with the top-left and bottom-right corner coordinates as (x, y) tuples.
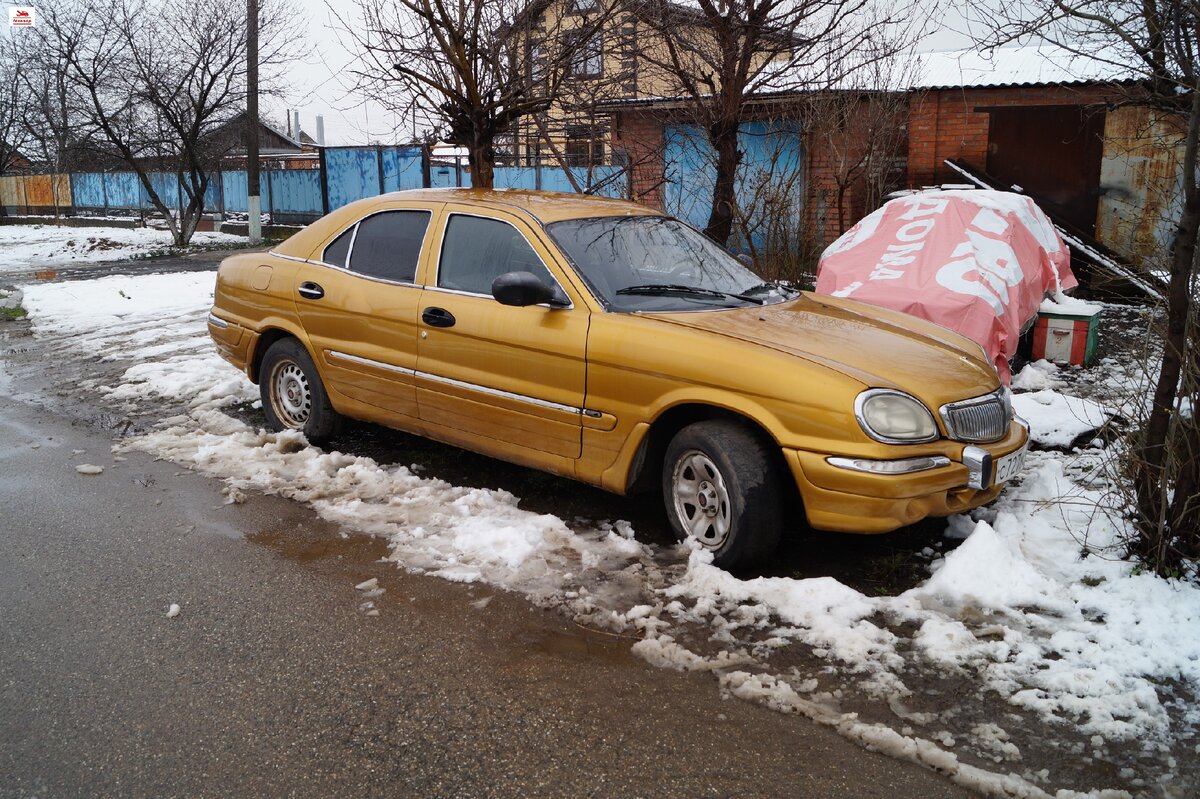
(611, 108), (670, 210)
(908, 84), (1122, 187)
(803, 96), (909, 249)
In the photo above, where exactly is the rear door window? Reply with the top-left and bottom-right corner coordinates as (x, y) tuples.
(322, 227), (353, 267)
(343, 210), (431, 283)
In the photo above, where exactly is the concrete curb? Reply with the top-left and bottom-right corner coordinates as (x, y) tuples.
(0, 216), (144, 230)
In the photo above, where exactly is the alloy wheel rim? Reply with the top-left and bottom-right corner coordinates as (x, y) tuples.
(671, 450), (731, 549)
(271, 360), (312, 428)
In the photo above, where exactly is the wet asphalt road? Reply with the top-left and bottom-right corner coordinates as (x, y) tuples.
(0, 255), (971, 798)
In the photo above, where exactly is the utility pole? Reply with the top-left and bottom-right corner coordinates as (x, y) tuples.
(246, 0), (262, 244)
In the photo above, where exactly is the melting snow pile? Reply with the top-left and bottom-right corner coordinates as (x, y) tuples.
(0, 224), (242, 274)
(1012, 389), (1114, 447)
(17, 272), (1200, 797)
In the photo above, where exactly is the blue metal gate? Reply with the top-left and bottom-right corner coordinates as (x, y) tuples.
(664, 121), (805, 249)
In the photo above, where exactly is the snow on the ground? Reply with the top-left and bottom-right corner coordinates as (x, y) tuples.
(16, 272), (1199, 798)
(0, 224), (243, 273)
(1012, 389), (1115, 447)
(19, 271), (256, 410)
(1012, 359), (1061, 391)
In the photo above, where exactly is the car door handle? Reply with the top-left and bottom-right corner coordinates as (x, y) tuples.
(422, 306), (456, 328)
(298, 281), (325, 300)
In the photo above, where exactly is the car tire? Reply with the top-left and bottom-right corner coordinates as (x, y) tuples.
(260, 338), (340, 445)
(662, 420), (784, 570)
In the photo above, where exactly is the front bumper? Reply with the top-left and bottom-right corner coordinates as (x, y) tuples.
(784, 419), (1029, 534)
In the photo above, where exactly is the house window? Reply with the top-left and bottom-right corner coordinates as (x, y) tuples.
(567, 31), (602, 79)
(528, 39), (545, 85)
(569, 0), (599, 13)
(565, 127), (606, 167)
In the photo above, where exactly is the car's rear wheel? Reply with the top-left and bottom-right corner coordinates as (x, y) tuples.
(662, 420), (784, 570)
(260, 338), (340, 445)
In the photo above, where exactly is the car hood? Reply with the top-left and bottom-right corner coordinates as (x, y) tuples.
(643, 292), (999, 403)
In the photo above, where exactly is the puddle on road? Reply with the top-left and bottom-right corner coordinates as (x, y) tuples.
(249, 526), (389, 564)
(247, 512), (638, 672)
(517, 624), (632, 665)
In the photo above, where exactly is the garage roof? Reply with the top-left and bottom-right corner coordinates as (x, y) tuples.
(911, 44), (1136, 90)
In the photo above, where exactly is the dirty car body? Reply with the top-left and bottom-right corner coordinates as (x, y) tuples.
(208, 189), (1029, 569)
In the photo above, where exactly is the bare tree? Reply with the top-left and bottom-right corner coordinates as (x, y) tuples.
(34, 0), (299, 245)
(727, 113), (809, 281)
(0, 40), (32, 177)
(972, 1), (1200, 571)
(12, 12), (110, 205)
(338, 0), (618, 188)
(648, 0), (916, 244)
(802, 56), (914, 238)
(638, 0), (920, 246)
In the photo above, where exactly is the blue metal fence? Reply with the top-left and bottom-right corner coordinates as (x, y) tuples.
(59, 146), (632, 222)
(266, 169), (323, 215)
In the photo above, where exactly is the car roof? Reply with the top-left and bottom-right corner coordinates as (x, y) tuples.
(274, 188), (659, 261)
(376, 188), (654, 223)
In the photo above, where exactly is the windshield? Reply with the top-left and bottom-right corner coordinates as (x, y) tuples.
(546, 215), (795, 312)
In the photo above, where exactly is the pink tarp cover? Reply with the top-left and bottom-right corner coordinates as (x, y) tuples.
(815, 190), (1076, 383)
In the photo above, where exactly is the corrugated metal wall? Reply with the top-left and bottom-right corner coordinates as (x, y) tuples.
(1, 174), (72, 211)
(1095, 106), (1185, 272)
(266, 169), (322, 216)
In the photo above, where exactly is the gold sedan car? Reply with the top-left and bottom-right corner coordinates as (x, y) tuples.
(208, 189), (1029, 569)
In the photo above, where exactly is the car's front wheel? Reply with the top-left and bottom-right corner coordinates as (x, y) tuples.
(260, 338), (340, 445)
(662, 420), (784, 570)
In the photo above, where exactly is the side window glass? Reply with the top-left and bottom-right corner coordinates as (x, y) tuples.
(323, 226), (353, 267)
(346, 210), (431, 283)
(438, 215), (556, 295)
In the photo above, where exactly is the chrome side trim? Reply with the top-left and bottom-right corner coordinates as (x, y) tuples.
(269, 251), (311, 265)
(328, 349), (589, 417)
(422, 284), (574, 311)
(272, 251), (421, 290)
(326, 350), (416, 377)
(418, 370), (583, 415)
(344, 222), (362, 267)
(207, 312), (229, 329)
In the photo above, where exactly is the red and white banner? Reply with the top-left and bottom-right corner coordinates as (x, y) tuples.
(816, 190), (1076, 383)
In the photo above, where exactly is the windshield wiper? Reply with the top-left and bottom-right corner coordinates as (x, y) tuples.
(743, 281), (800, 297)
(616, 284), (764, 304)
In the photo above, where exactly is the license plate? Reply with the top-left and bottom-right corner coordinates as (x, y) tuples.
(993, 443), (1028, 486)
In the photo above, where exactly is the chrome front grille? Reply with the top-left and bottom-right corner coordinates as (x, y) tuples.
(940, 390), (1010, 443)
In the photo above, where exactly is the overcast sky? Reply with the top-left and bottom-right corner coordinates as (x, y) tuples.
(274, 0), (981, 147)
(267, 0), (402, 146)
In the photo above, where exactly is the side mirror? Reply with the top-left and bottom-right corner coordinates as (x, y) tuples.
(492, 271), (561, 307)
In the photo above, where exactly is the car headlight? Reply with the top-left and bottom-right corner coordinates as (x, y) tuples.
(855, 389), (938, 443)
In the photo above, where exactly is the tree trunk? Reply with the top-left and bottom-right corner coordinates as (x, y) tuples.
(704, 121), (741, 246)
(835, 183), (849, 235)
(469, 139), (495, 189)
